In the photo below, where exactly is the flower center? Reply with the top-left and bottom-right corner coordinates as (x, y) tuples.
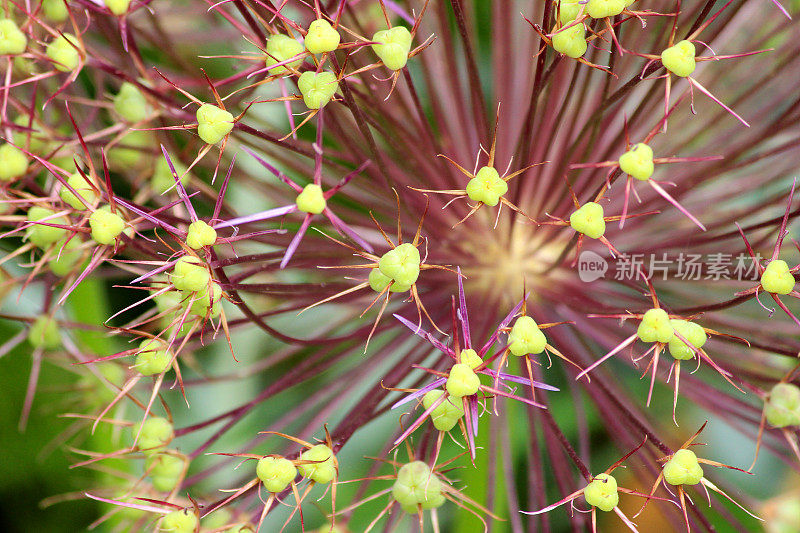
(460, 221), (568, 304)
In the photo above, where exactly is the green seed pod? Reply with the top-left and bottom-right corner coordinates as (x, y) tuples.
(636, 308), (674, 344)
(0, 19), (27, 55)
(48, 237), (85, 276)
(42, 0), (69, 22)
(295, 184), (326, 214)
(89, 206), (126, 245)
(569, 202), (606, 239)
(371, 26), (413, 71)
(160, 509), (198, 533)
(555, 0), (582, 24)
(196, 103), (234, 145)
(186, 281), (222, 318)
(151, 473), (180, 493)
(459, 348), (483, 369)
(151, 156), (189, 194)
(13, 56), (37, 77)
(256, 456), (298, 493)
(185, 220), (217, 249)
(113, 82), (149, 123)
(583, 473), (619, 512)
(265, 34), (304, 75)
(767, 494), (800, 533)
(662, 448), (704, 486)
(422, 390), (464, 431)
(28, 316), (61, 350)
(551, 23), (587, 59)
(155, 289), (183, 315)
(765, 383), (800, 428)
(304, 19), (340, 54)
(465, 166), (508, 206)
(392, 461), (445, 512)
(431, 415), (461, 433)
(446, 363), (481, 398)
(585, 0), (626, 19)
(50, 153), (78, 174)
(297, 71), (338, 109)
(378, 243), (421, 287)
(367, 268), (390, 293)
(667, 320), (707, 360)
(108, 130), (154, 169)
(0, 142), (29, 181)
(661, 40), (697, 78)
(60, 172), (99, 210)
(146, 452), (185, 492)
(368, 268), (411, 293)
(618, 143), (654, 181)
(761, 259), (795, 295)
(46, 33), (83, 73)
(26, 206), (67, 248)
(135, 339), (173, 376)
(163, 311), (195, 338)
(12, 116), (50, 155)
(136, 416), (175, 455)
(297, 444), (336, 484)
(508, 315), (548, 356)
(104, 0), (131, 16)
(172, 256), (211, 293)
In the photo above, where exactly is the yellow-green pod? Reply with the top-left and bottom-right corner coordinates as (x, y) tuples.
(0, 142), (29, 181)
(551, 23), (587, 59)
(46, 33), (83, 73)
(265, 34), (304, 75)
(104, 0), (131, 16)
(304, 19), (340, 54)
(661, 40), (697, 78)
(297, 71), (338, 109)
(618, 143), (654, 181)
(114, 82), (149, 123)
(371, 26), (413, 71)
(42, 0), (69, 22)
(196, 103), (234, 145)
(295, 184), (326, 214)
(569, 202), (605, 239)
(0, 19), (27, 55)
(59, 172), (99, 210)
(465, 166), (508, 206)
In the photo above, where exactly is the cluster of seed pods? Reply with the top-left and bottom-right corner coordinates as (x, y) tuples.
(0, 0), (798, 531)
